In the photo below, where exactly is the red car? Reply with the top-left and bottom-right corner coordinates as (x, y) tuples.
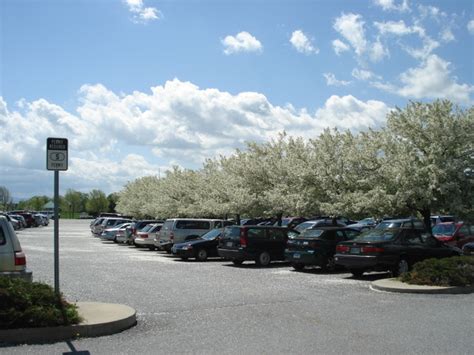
(433, 222), (474, 249)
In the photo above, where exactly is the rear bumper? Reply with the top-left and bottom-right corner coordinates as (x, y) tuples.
(1, 269), (33, 282)
(285, 250), (324, 265)
(134, 238), (154, 246)
(217, 247), (255, 261)
(334, 254), (396, 271)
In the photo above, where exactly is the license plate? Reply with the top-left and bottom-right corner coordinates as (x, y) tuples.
(293, 253), (300, 259)
(227, 242), (233, 247)
(350, 248), (360, 254)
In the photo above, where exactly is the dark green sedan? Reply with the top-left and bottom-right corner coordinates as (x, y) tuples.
(285, 226), (360, 271)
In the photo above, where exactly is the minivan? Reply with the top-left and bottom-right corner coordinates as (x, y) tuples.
(158, 218), (233, 252)
(218, 225), (299, 266)
(0, 216), (32, 281)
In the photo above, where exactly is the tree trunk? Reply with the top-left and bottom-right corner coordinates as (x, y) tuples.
(276, 213), (283, 226)
(236, 214), (241, 225)
(420, 208), (432, 235)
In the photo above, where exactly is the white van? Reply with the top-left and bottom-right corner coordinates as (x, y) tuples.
(157, 218), (234, 252)
(0, 216), (32, 281)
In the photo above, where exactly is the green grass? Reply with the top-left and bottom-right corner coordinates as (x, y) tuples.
(0, 277), (82, 329)
(400, 256), (474, 287)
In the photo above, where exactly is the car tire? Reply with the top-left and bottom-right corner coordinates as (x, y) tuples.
(256, 251), (271, 267)
(232, 259), (243, 266)
(196, 249), (208, 262)
(392, 258), (409, 276)
(181, 257), (188, 261)
(321, 256), (336, 272)
(292, 263), (305, 271)
(148, 246), (156, 251)
(350, 269), (364, 278)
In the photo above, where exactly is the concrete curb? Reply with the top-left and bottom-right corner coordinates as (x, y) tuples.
(0, 302), (137, 345)
(371, 278), (474, 294)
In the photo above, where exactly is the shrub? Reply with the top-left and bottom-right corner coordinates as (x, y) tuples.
(0, 277), (82, 329)
(400, 256), (474, 287)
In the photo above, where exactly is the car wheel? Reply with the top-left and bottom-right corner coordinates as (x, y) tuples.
(196, 249), (208, 262)
(232, 259), (243, 266)
(350, 269), (364, 278)
(256, 251), (271, 266)
(113, 237), (118, 243)
(321, 256), (336, 272)
(393, 258), (409, 276)
(181, 256), (188, 261)
(292, 263), (305, 271)
(148, 246), (156, 251)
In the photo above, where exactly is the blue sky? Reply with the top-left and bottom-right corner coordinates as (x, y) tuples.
(1, 0), (473, 200)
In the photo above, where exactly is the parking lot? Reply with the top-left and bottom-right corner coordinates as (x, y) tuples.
(3, 219), (473, 354)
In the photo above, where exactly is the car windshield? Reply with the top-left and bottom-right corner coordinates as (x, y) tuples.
(299, 229), (324, 239)
(432, 224), (456, 236)
(354, 229), (397, 242)
(140, 224), (153, 232)
(294, 222), (315, 232)
(201, 229), (221, 240)
(375, 221), (402, 229)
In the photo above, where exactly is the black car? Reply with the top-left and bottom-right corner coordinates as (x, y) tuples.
(218, 225), (298, 266)
(285, 226), (361, 271)
(171, 229), (222, 261)
(334, 226), (461, 277)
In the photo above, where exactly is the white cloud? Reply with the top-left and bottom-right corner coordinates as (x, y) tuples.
(370, 39), (389, 62)
(124, 0), (161, 24)
(290, 30), (319, 55)
(352, 68), (382, 81)
(468, 20), (474, 35)
(396, 55), (473, 103)
(374, 20), (418, 36)
(417, 5), (447, 21)
(222, 31), (263, 55)
(332, 39), (350, 55)
(323, 73), (351, 87)
(440, 28), (455, 43)
(333, 13), (367, 56)
(0, 80), (392, 196)
(373, 0), (410, 12)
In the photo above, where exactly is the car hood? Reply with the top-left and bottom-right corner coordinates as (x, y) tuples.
(175, 238), (213, 248)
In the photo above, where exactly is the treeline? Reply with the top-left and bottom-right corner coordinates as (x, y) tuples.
(116, 100), (474, 229)
(0, 188), (119, 217)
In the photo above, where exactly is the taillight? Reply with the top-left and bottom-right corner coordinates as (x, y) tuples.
(142, 233), (148, 239)
(336, 245), (350, 253)
(361, 246), (384, 253)
(15, 251), (26, 266)
(240, 229), (247, 247)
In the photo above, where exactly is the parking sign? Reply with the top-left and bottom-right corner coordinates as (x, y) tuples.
(47, 137), (68, 171)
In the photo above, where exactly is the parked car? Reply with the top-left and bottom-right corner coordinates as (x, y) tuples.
(431, 215), (455, 226)
(334, 224), (461, 277)
(285, 226), (361, 271)
(171, 229), (223, 261)
(278, 217), (308, 229)
(158, 218), (234, 252)
(374, 218), (425, 230)
(0, 216), (32, 281)
(100, 222), (132, 242)
(218, 225), (299, 266)
(462, 242), (474, 256)
(15, 212), (35, 228)
(126, 219), (163, 245)
(432, 222), (474, 249)
(93, 217), (132, 236)
(134, 223), (163, 249)
(294, 219), (346, 233)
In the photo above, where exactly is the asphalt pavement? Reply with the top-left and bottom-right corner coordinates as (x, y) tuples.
(2, 220), (473, 354)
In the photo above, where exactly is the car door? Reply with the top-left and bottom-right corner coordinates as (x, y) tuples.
(400, 229), (426, 265)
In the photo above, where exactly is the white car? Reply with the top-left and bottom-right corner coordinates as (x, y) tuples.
(134, 223), (163, 250)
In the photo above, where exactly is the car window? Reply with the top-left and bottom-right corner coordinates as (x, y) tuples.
(432, 223), (455, 236)
(214, 221), (223, 228)
(224, 226), (241, 238)
(376, 221), (402, 229)
(403, 231), (423, 245)
(0, 227), (5, 245)
(176, 220), (210, 229)
(201, 229), (221, 240)
(344, 229), (360, 240)
(247, 228), (265, 239)
(355, 229), (396, 242)
(300, 229), (324, 238)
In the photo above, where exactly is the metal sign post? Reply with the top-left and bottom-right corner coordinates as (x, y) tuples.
(46, 137), (68, 296)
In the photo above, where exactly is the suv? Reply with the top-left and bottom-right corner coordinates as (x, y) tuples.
(218, 225), (298, 266)
(158, 218), (233, 252)
(0, 216), (32, 281)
